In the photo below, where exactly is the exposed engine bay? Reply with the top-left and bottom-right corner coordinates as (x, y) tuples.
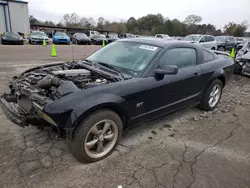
(1, 61), (119, 126)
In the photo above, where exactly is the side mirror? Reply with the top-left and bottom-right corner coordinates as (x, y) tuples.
(154, 65), (178, 76)
(226, 39), (230, 43)
(199, 39), (205, 43)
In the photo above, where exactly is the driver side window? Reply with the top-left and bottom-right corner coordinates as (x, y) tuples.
(200, 36), (205, 42)
(158, 48), (197, 68)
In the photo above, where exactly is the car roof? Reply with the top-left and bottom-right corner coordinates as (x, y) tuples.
(118, 38), (192, 48)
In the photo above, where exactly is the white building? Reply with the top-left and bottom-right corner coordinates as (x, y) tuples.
(0, 0), (30, 35)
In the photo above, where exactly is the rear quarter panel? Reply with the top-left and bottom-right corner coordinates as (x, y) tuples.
(199, 56), (234, 93)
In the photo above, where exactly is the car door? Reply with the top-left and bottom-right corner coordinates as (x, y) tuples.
(204, 36), (212, 49)
(199, 36), (207, 48)
(229, 37), (237, 49)
(209, 36), (217, 50)
(72, 34), (77, 43)
(144, 47), (204, 121)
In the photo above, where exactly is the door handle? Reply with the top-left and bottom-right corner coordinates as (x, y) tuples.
(194, 72), (200, 76)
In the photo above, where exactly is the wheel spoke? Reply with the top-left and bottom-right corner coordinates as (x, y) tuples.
(96, 141), (104, 153)
(104, 133), (114, 141)
(86, 139), (98, 149)
(214, 88), (219, 95)
(101, 122), (111, 135)
(212, 86), (216, 94)
(209, 97), (213, 105)
(90, 126), (99, 136)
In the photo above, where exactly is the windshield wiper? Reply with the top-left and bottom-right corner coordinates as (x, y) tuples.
(95, 62), (125, 79)
(84, 59), (124, 79)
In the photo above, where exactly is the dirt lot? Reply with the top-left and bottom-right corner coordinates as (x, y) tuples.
(0, 45), (250, 188)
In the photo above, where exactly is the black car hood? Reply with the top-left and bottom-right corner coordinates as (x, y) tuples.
(77, 37), (90, 40)
(3, 36), (22, 41)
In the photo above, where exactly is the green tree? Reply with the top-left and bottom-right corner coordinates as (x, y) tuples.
(29, 15), (41, 25)
(97, 17), (105, 30)
(184, 14), (202, 25)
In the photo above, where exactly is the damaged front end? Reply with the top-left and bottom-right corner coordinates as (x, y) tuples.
(0, 60), (119, 131)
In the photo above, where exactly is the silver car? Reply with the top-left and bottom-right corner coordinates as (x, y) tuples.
(184, 34), (217, 50)
(29, 31), (49, 45)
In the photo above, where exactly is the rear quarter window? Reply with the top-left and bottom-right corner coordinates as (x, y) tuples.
(203, 49), (216, 63)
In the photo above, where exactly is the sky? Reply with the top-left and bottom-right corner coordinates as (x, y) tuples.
(28, 0), (250, 31)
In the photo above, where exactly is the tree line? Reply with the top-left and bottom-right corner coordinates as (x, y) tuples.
(29, 13), (249, 37)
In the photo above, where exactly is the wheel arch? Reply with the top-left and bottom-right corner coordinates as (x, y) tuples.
(200, 69), (226, 99)
(68, 102), (128, 140)
(216, 75), (226, 87)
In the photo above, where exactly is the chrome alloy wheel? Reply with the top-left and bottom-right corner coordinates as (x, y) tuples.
(84, 119), (119, 159)
(208, 84), (222, 108)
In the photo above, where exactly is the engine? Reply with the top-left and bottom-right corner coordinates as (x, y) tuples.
(11, 62), (112, 101)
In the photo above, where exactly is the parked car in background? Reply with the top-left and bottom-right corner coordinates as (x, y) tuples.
(184, 34), (217, 50)
(29, 31), (49, 45)
(84, 30), (100, 39)
(0, 38), (234, 163)
(236, 38), (247, 45)
(234, 41), (250, 75)
(106, 34), (119, 43)
(72, 33), (91, 45)
(118, 33), (136, 38)
(155, 34), (171, 39)
(91, 34), (108, 45)
(215, 36), (237, 51)
(53, 32), (71, 44)
(1, 32), (24, 45)
(236, 40), (249, 53)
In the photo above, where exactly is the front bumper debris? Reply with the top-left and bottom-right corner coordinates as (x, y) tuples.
(0, 96), (27, 127)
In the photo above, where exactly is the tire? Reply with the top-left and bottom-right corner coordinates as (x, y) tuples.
(70, 109), (123, 163)
(199, 79), (223, 111)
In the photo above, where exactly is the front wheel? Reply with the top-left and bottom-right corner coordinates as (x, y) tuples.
(70, 109), (123, 163)
(199, 79), (223, 111)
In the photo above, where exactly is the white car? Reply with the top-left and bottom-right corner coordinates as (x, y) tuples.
(184, 34), (217, 50)
(155, 34), (171, 39)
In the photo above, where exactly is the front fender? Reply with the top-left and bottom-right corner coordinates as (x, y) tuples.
(44, 93), (126, 129)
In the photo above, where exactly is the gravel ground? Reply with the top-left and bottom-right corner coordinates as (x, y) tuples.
(0, 45), (250, 188)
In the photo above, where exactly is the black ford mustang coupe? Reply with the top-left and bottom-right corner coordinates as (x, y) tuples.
(0, 38), (234, 163)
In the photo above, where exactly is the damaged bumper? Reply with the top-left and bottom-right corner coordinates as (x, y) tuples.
(0, 95), (27, 127)
(0, 94), (56, 128)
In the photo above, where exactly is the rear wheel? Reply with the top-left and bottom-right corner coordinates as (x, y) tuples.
(199, 79), (223, 111)
(70, 109), (123, 163)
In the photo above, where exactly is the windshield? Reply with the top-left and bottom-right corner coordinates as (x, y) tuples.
(215, 36), (227, 42)
(86, 41), (161, 76)
(156, 35), (162, 38)
(31, 31), (47, 36)
(184, 35), (201, 42)
(108, 35), (118, 39)
(95, 35), (106, 39)
(77, 33), (87, 37)
(4, 32), (20, 37)
(55, 32), (67, 36)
